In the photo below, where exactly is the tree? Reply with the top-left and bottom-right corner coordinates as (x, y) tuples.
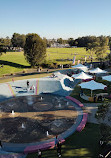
(0, 46), (6, 56)
(24, 33), (46, 67)
(0, 37), (11, 47)
(0, 37), (11, 55)
(11, 33), (26, 48)
(86, 37), (99, 62)
(57, 38), (63, 44)
(95, 100), (111, 142)
(68, 38), (75, 47)
(95, 36), (109, 62)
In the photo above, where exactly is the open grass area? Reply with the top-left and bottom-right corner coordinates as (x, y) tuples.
(46, 47), (94, 64)
(0, 48), (95, 77)
(27, 123), (100, 158)
(0, 51), (30, 76)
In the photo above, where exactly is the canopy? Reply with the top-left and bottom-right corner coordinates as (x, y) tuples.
(102, 75), (111, 82)
(89, 67), (107, 74)
(72, 72), (93, 80)
(79, 80), (107, 91)
(71, 64), (88, 71)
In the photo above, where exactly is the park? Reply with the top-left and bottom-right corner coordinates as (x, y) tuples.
(0, 44), (111, 158)
(1, 0), (111, 157)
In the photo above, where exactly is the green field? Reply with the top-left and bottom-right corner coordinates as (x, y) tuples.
(27, 123), (100, 158)
(46, 47), (91, 64)
(0, 48), (96, 77)
(0, 51), (30, 76)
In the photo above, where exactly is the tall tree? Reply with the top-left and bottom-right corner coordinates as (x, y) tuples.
(24, 33), (46, 67)
(0, 37), (11, 55)
(68, 38), (75, 46)
(95, 36), (109, 62)
(86, 37), (99, 62)
(11, 33), (26, 48)
(0, 37), (11, 47)
(57, 38), (63, 44)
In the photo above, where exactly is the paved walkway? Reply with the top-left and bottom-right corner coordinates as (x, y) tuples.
(84, 103), (111, 126)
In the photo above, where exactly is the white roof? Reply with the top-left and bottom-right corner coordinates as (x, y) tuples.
(72, 72), (93, 79)
(79, 80), (107, 90)
(89, 67), (107, 74)
(71, 64), (88, 71)
(102, 75), (111, 82)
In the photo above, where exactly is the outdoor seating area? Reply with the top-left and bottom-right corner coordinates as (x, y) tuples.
(70, 63), (111, 103)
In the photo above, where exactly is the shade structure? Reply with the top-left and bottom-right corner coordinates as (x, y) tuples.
(89, 67), (107, 74)
(102, 75), (111, 82)
(79, 80), (107, 91)
(71, 72), (93, 80)
(71, 64), (88, 71)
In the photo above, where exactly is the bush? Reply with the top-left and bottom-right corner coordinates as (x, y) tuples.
(10, 73), (14, 76)
(49, 63), (57, 69)
(41, 63), (49, 68)
(22, 69), (27, 73)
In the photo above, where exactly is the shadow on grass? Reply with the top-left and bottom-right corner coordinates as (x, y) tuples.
(0, 60), (31, 68)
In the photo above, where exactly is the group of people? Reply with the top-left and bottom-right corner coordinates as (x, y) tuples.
(93, 94), (103, 102)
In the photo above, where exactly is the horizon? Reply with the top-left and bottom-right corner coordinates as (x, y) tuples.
(0, 0), (111, 39)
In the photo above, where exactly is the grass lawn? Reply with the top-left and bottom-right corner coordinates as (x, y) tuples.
(0, 48), (95, 77)
(27, 123), (100, 158)
(0, 51), (30, 76)
(46, 47), (95, 64)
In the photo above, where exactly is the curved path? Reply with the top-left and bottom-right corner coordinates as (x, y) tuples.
(0, 70), (87, 156)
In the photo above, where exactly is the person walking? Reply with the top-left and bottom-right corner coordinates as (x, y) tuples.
(55, 135), (59, 148)
(57, 140), (62, 157)
(38, 149), (42, 158)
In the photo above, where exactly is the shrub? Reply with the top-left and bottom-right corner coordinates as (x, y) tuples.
(23, 69), (27, 73)
(10, 73), (14, 76)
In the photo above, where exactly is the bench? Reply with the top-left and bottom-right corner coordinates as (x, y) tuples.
(76, 113), (88, 132)
(24, 139), (65, 154)
(66, 96), (84, 107)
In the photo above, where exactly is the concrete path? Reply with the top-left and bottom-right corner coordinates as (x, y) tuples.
(84, 103), (111, 126)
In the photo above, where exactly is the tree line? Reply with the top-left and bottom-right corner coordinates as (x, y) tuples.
(1, 33), (111, 48)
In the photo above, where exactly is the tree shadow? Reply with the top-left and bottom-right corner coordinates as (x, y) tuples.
(0, 60), (31, 68)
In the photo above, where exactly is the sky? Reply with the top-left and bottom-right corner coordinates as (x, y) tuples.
(0, 0), (111, 39)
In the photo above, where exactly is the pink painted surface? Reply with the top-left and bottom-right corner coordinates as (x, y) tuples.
(66, 96), (84, 107)
(24, 139), (65, 154)
(24, 143), (51, 154)
(76, 113), (88, 132)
